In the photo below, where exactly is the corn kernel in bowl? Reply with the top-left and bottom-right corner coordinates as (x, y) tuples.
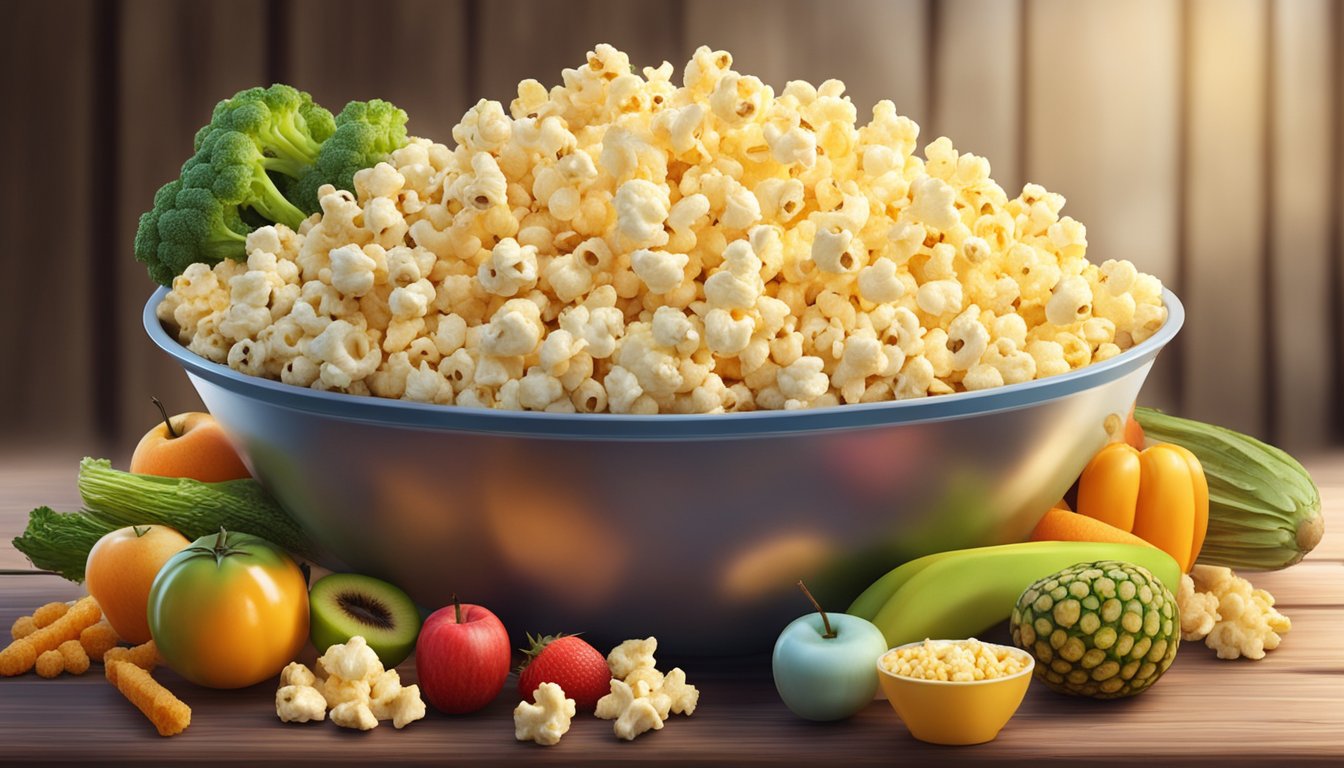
(880, 638), (1030, 682)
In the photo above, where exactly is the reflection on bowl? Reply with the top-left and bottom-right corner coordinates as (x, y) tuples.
(144, 288), (1183, 654)
(876, 640), (1035, 745)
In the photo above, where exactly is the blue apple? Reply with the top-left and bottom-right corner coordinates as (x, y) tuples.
(772, 591), (889, 721)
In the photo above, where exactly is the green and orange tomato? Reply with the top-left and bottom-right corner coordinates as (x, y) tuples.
(147, 528), (309, 689)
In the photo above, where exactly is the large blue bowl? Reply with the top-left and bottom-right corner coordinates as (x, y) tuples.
(146, 287), (1183, 653)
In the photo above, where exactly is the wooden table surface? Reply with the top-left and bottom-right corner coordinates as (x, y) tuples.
(2, 450), (1342, 766)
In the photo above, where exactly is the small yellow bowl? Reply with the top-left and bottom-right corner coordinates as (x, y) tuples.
(875, 640), (1034, 746)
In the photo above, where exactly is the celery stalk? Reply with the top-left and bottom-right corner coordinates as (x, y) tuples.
(11, 458), (320, 582)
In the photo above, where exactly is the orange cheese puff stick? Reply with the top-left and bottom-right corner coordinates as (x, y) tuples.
(0, 597), (101, 676)
(32, 602), (70, 628)
(59, 639), (90, 675)
(80, 621), (120, 662)
(104, 640), (160, 682)
(107, 660), (191, 737)
(11, 615), (36, 641)
(35, 649), (64, 678)
(0, 641), (37, 676)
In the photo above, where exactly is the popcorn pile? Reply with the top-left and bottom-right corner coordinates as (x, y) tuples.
(1177, 566), (1291, 661)
(597, 636), (698, 740)
(275, 636), (426, 730)
(160, 44), (1167, 413)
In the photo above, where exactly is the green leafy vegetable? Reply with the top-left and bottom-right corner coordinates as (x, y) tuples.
(11, 458), (320, 582)
(10, 507), (113, 582)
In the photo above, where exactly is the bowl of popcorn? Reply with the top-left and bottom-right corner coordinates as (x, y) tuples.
(876, 639), (1035, 745)
(146, 44), (1182, 653)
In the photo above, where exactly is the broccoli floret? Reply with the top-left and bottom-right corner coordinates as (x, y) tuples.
(134, 180), (248, 286)
(185, 129), (308, 230)
(193, 84), (334, 181)
(290, 98), (410, 214)
(300, 98), (336, 145)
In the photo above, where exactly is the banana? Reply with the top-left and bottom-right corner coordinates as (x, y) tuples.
(867, 541), (1182, 648)
(848, 539), (1172, 621)
(847, 549), (962, 620)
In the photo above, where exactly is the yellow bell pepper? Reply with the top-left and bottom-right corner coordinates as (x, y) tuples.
(1075, 441), (1209, 572)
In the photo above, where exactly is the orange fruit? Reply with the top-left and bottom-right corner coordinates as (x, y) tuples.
(85, 525), (191, 644)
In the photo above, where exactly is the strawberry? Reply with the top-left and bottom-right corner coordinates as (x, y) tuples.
(517, 633), (612, 712)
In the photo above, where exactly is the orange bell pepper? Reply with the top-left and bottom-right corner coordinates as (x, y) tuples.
(1075, 441), (1209, 572)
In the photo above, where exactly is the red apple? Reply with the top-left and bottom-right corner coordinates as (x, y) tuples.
(415, 597), (511, 714)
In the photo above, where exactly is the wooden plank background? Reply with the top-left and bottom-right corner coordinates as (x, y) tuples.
(1, 0), (1341, 458)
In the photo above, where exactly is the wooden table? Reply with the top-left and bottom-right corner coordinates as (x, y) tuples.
(3, 450), (1342, 766)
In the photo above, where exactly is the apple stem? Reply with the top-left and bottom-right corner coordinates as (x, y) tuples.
(797, 580), (837, 639)
(132, 525), (150, 538)
(152, 397), (180, 439)
(452, 593), (462, 624)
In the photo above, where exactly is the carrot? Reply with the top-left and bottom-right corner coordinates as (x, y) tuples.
(1029, 507), (1158, 549)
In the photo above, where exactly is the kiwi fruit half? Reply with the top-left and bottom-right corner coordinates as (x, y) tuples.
(309, 573), (422, 667)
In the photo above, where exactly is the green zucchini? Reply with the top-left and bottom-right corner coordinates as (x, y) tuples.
(1134, 407), (1322, 570)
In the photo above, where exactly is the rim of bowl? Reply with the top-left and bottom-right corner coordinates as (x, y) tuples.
(143, 286), (1183, 440)
(876, 639), (1036, 686)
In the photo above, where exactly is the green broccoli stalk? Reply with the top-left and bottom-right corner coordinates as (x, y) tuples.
(290, 98), (410, 214)
(193, 85), (334, 183)
(134, 181), (249, 286)
(186, 130), (308, 230)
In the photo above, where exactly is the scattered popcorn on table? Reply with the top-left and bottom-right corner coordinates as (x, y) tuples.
(319, 634), (382, 682)
(596, 679), (665, 740)
(280, 660), (318, 689)
(624, 666), (665, 695)
(319, 674), (371, 709)
(330, 700), (379, 731)
(607, 636), (657, 679)
(593, 637), (699, 741)
(514, 682), (576, 746)
(276, 684), (327, 723)
(1179, 565), (1291, 660)
(385, 685), (427, 729)
(660, 667), (700, 716)
(276, 636), (425, 731)
(881, 638), (1026, 682)
(1177, 573), (1220, 640)
(161, 44), (1168, 413)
